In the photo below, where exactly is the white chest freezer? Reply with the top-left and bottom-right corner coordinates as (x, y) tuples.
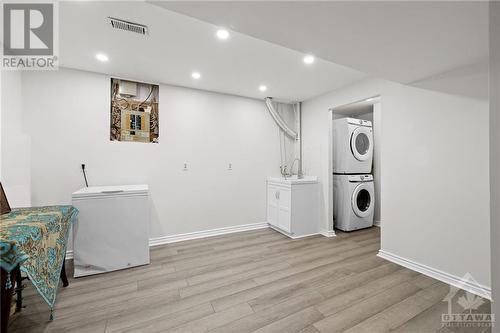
(72, 184), (150, 277)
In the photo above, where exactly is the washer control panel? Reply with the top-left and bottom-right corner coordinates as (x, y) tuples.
(348, 174), (373, 182)
(347, 118), (372, 127)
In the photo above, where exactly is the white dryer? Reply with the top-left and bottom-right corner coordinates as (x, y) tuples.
(332, 117), (373, 174)
(332, 174), (374, 231)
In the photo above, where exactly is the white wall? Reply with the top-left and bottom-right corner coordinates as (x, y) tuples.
(1, 71), (31, 207)
(20, 68), (284, 238)
(356, 111), (374, 122)
(489, 1), (500, 328)
(302, 77), (491, 289)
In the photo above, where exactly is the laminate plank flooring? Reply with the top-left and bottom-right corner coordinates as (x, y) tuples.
(9, 227), (491, 333)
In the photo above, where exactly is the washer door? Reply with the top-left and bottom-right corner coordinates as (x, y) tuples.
(351, 183), (374, 218)
(350, 127), (373, 161)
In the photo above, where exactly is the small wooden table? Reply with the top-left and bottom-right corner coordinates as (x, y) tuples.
(0, 206), (77, 332)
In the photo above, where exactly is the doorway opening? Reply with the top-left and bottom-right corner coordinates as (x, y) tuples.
(328, 96), (382, 233)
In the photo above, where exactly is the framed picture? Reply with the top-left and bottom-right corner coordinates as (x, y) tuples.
(110, 78), (159, 143)
(0, 182), (11, 215)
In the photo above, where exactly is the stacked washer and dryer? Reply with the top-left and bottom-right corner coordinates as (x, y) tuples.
(332, 118), (375, 231)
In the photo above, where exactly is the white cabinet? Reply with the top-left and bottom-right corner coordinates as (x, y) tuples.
(266, 176), (319, 238)
(268, 184), (292, 232)
(72, 185), (150, 277)
(266, 185), (280, 229)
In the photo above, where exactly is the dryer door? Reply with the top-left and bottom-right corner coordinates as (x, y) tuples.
(350, 127), (373, 162)
(351, 183), (374, 218)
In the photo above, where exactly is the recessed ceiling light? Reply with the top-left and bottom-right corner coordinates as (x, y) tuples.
(191, 72), (201, 79)
(259, 85), (267, 92)
(303, 55), (315, 65)
(95, 53), (109, 62)
(216, 29), (230, 40)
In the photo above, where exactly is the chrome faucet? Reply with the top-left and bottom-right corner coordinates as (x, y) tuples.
(280, 165), (289, 178)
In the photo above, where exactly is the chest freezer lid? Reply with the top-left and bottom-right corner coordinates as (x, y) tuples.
(72, 184), (149, 199)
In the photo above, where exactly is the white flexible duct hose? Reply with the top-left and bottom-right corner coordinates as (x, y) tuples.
(265, 98), (298, 139)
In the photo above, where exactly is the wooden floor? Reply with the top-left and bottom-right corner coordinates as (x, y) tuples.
(10, 227), (491, 333)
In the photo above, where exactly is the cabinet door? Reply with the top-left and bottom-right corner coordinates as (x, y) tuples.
(277, 188), (291, 233)
(267, 186), (279, 227)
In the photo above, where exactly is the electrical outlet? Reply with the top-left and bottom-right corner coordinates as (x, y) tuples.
(228, 163), (233, 170)
(183, 162), (188, 171)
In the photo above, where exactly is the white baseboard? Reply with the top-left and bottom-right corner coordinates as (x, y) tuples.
(289, 233), (321, 239)
(268, 225), (321, 239)
(320, 229), (336, 237)
(67, 222), (269, 259)
(373, 220), (381, 227)
(149, 222), (269, 247)
(378, 250), (491, 300)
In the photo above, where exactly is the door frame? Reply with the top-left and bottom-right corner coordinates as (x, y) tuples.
(328, 95), (381, 233)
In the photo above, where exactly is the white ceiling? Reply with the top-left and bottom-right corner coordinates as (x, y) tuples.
(153, 1), (489, 99)
(59, 1), (367, 102)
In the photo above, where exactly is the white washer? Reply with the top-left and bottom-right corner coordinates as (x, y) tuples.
(332, 174), (374, 231)
(332, 117), (373, 174)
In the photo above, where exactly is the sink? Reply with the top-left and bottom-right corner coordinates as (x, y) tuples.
(267, 175), (318, 184)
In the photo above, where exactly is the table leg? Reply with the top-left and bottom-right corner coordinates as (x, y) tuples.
(1, 266), (18, 333)
(14, 269), (23, 312)
(60, 258), (68, 288)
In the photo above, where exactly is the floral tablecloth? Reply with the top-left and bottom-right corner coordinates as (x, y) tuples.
(0, 205), (78, 313)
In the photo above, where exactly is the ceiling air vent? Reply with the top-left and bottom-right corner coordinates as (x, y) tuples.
(108, 17), (148, 35)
